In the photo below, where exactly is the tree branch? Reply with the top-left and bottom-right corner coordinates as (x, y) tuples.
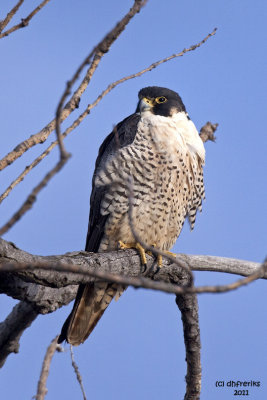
(0, 0), (24, 34)
(70, 346), (87, 400)
(0, 237), (265, 376)
(0, 30), (217, 206)
(176, 293), (201, 400)
(0, 301), (38, 368)
(0, 238), (265, 291)
(0, 0), (147, 172)
(0, 156), (70, 236)
(0, 0), (52, 39)
(34, 336), (63, 400)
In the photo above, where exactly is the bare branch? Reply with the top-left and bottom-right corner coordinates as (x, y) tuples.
(0, 0), (51, 39)
(0, 138), (60, 204)
(0, 24), (215, 175)
(0, 156), (70, 236)
(0, 0), (24, 33)
(0, 237), (265, 368)
(0, 120), (217, 242)
(0, 117), (217, 206)
(35, 336), (63, 400)
(0, 0), (147, 171)
(176, 294), (201, 400)
(0, 28), (217, 218)
(84, 28), (217, 115)
(0, 301), (38, 368)
(0, 245), (265, 296)
(53, 28), (217, 166)
(55, 0), (147, 159)
(70, 346), (87, 400)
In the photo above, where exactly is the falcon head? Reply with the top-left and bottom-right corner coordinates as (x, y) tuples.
(136, 86), (186, 117)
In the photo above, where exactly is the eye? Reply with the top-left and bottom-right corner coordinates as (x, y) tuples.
(155, 96), (167, 104)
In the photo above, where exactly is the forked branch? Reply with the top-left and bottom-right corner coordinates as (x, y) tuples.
(0, 0), (52, 39)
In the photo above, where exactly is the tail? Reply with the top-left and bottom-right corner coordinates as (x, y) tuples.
(58, 282), (120, 345)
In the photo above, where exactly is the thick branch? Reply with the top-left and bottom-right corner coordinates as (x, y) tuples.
(176, 294), (201, 400)
(0, 237), (265, 373)
(0, 238), (264, 288)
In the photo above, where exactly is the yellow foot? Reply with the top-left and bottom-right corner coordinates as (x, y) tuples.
(118, 241), (147, 265)
(150, 248), (176, 268)
(147, 244), (166, 267)
(164, 251), (176, 258)
(143, 244), (163, 267)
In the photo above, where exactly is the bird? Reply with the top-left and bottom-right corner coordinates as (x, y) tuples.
(58, 86), (205, 345)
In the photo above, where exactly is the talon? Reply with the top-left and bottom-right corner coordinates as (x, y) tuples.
(153, 265), (161, 275)
(141, 263), (147, 273)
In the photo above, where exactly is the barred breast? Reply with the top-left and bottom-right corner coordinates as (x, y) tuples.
(95, 112), (205, 252)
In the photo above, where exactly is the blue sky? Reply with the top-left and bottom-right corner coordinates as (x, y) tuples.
(1, 0), (266, 399)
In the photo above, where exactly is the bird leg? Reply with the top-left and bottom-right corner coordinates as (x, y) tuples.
(148, 247), (177, 272)
(118, 241), (176, 272)
(118, 240), (147, 271)
(158, 251), (177, 266)
(147, 245), (176, 267)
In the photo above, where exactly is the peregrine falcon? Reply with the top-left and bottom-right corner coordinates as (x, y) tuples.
(58, 86), (205, 345)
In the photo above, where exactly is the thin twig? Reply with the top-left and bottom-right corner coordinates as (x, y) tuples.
(0, 1), (147, 233)
(0, 25), (216, 173)
(0, 118), (216, 207)
(35, 336), (63, 400)
(0, 155), (70, 236)
(0, 1), (147, 171)
(0, 0), (24, 33)
(70, 346), (87, 400)
(0, 258), (265, 295)
(55, 0), (147, 159)
(0, 28), (217, 208)
(55, 29), (218, 159)
(85, 29), (217, 114)
(0, 0), (51, 39)
(0, 138), (60, 204)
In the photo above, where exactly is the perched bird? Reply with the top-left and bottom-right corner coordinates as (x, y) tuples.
(58, 86), (205, 345)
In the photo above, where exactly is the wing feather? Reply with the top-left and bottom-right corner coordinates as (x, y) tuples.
(58, 113), (140, 344)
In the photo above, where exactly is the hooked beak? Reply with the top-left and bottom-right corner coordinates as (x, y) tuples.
(136, 97), (154, 113)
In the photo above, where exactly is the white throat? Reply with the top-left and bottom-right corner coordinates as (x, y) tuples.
(140, 111), (205, 164)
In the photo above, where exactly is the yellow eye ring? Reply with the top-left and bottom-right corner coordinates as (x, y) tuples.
(155, 96), (167, 104)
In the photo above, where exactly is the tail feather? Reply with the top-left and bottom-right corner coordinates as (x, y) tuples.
(58, 282), (120, 345)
